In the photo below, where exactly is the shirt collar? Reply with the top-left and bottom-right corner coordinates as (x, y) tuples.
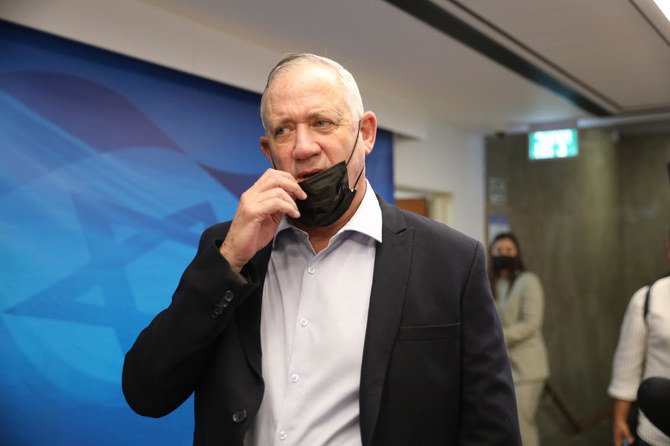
(274, 179), (382, 246)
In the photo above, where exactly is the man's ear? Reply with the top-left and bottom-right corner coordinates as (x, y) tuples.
(260, 136), (273, 165)
(360, 111), (378, 156)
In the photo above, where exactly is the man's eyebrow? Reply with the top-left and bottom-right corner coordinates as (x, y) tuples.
(268, 110), (346, 130)
(307, 109), (345, 122)
(265, 117), (292, 133)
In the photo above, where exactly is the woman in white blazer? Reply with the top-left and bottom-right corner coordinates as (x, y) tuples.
(490, 232), (550, 446)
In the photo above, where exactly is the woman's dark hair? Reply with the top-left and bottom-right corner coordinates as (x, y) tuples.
(489, 232), (526, 298)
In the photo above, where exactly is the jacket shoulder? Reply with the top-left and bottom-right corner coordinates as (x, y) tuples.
(379, 195), (480, 254)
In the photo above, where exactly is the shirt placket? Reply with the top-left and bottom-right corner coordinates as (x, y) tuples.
(273, 250), (321, 445)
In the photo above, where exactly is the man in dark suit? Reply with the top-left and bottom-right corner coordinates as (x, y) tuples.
(123, 53), (520, 445)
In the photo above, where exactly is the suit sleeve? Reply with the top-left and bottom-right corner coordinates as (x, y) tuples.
(122, 226), (260, 417)
(459, 241), (522, 445)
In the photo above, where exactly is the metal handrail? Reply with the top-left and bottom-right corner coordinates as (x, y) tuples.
(542, 382), (612, 434)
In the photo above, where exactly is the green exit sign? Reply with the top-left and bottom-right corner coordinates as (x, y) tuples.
(528, 128), (578, 160)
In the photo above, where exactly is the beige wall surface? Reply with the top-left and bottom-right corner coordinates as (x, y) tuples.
(486, 128), (670, 445)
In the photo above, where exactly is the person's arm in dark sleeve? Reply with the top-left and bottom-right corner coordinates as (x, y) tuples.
(122, 228), (259, 417)
(459, 241), (522, 445)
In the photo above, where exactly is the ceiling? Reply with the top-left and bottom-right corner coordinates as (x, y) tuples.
(140, 0), (670, 135)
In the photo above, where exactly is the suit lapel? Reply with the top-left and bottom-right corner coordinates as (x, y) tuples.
(360, 197), (413, 446)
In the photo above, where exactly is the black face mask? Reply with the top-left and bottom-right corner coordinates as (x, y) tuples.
(492, 255), (517, 272)
(296, 161), (357, 227)
(294, 125), (363, 227)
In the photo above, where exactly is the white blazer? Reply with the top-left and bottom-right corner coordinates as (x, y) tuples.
(495, 271), (550, 382)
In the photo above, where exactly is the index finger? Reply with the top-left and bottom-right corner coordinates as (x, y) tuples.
(259, 168), (307, 200)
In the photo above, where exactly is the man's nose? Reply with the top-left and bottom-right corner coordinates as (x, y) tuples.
(293, 126), (321, 160)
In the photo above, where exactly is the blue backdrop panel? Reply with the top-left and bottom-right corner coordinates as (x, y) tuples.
(0, 20), (393, 445)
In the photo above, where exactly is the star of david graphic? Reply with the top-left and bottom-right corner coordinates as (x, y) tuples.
(5, 192), (217, 351)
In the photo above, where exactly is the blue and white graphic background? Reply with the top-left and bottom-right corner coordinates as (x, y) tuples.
(0, 20), (394, 445)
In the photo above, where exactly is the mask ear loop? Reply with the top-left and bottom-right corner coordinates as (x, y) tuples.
(268, 148), (278, 169)
(346, 122), (365, 192)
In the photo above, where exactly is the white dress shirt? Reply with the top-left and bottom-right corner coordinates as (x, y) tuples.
(246, 181), (382, 446)
(608, 276), (670, 445)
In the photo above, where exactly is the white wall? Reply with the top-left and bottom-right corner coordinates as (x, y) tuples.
(0, 0), (486, 242)
(394, 121), (485, 241)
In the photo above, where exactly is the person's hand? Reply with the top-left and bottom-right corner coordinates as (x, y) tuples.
(613, 417), (634, 445)
(612, 399), (634, 446)
(219, 169), (306, 272)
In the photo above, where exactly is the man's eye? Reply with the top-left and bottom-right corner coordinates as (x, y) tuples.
(314, 119), (331, 128)
(275, 127), (288, 137)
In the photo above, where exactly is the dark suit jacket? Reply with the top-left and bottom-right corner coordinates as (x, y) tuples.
(123, 196), (520, 445)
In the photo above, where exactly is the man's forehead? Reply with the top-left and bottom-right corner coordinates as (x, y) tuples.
(265, 80), (349, 118)
(262, 61), (354, 128)
(264, 106), (349, 132)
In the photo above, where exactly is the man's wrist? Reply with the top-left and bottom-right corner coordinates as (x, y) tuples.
(217, 240), (244, 273)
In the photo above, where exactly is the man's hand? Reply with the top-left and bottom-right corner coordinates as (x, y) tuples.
(219, 169), (306, 272)
(612, 399), (635, 446)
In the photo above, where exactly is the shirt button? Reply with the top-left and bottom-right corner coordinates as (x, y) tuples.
(279, 431), (288, 440)
(300, 318), (309, 327)
(290, 374), (300, 383)
(307, 266), (316, 274)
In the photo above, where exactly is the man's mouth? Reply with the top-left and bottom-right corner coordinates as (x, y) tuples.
(297, 169), (322, 182)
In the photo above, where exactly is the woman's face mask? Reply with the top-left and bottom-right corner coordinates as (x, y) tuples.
(492, 255), (517, 271)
